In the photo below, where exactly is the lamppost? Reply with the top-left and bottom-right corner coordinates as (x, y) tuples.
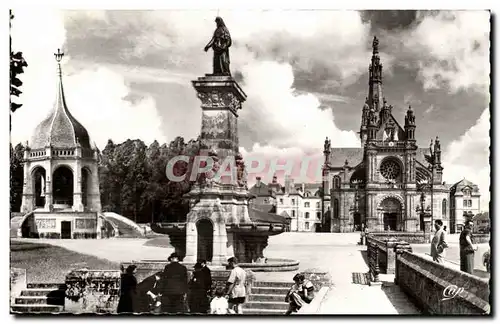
(425, 138), (438, 230)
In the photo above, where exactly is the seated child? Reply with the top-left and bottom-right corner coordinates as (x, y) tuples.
(285, 273), (315, 315)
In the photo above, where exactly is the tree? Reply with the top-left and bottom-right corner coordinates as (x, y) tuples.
(10, 10), (28, 114)
(10, 143), (25, 212)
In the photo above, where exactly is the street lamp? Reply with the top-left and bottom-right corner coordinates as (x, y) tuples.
(424, 138), (438, 231)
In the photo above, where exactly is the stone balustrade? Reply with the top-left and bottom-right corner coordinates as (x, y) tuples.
(65, 269), (121, 314)
(10, 268), (27, 307)
(369, 231), (426, 244)
(367, 235), (413, 285)
(395, 251), (490, 314)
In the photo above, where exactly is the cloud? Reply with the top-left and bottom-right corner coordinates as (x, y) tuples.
(239, 61), (360, 150)
(442, 108), (490, 211)
(10, 9), (166, 150)
(405, 11), (490, 94)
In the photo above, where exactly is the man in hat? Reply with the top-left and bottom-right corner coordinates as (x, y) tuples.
(198, 259), (212, 297)
(160, 252), (188, 313)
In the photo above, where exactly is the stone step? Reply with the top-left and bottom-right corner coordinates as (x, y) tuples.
(15, 296), (64, 305)
(253, 281), (293, 288)
(252, 287), (290, 295)
(27, 283), (65, 290)
(243, 308), (287, 315)
(249, 294), (287, 302)
(11, 304), (64, 313)
(21, 289), (61, 297)
(243, 301), (289, 310)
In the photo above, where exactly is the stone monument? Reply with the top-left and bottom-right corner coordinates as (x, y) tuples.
(152, 17), (288, 268)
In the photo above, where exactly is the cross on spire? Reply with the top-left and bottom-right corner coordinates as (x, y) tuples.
(372, 36), (379, 54)
(54, 48), (64, 63)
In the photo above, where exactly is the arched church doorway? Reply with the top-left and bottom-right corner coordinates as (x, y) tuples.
(32, 167), (46, 208)
(353, 213), (361, 231)
(196, 219), (213, 262)
(380, 197), (402, 231)
(53, 166), (74, 207)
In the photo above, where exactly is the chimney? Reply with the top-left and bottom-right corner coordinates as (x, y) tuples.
(256, 176), (262, 187)
(284, 175), (291, 194)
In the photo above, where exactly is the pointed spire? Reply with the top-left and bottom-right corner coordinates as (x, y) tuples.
(372, 36), (379, 54)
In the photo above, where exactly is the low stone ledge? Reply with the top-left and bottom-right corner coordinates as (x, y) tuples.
(472, 234), (490, 244)
(396, 251), (490, 314)
(370, 232), (426, 244)
(10, 268), (27, 307)
(296, 286), (330, 314)
(64, 269), (121, 314)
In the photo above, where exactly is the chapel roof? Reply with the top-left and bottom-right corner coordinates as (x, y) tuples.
(29, 50), (92, 151)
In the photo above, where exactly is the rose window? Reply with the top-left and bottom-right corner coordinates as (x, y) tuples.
(380, 160), (401, 181)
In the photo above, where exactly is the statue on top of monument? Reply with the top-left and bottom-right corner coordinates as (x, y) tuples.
(204, 16), (232, 76)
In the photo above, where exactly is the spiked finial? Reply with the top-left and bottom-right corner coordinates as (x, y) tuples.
(372, 36), (379, 54)
(54, 48), (64, 62)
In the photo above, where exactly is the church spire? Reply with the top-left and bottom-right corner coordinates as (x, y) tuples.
(367, 36), (384, 113)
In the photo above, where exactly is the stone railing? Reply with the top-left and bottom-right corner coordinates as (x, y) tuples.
(367, 235), (413, 284)
(10, 268), (27, 307)
(472, 234), (490, 244)
(369, 231), (426, 244)
(395, 251), (490, 314)
(65, 269), (121, 314)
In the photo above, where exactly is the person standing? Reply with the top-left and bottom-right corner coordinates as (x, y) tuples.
(117, 265), (138, 313)
(160, 252), (188, 314)
(198, 259), (213, 297)
(459, 221), (477, 274)
(430, 219), (448, 263)
(225, 257), (247, 314)
(188, 263), (210, 314)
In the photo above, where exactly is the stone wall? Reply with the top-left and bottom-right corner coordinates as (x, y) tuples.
(65, 269), (121, 314)
(10, 268), (26, 306)
(369, 231), (426, 244)
(472, 234), (490, 244)
(396, 251), (490, 314)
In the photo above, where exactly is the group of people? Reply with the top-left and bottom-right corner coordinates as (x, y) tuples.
(117, 253), (248, 314)
(430, 219), (486, 275)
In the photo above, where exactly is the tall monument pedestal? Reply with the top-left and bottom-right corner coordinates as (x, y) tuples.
(185, 74), (249, 266)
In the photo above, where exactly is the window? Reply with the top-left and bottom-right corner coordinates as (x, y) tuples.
(279, 198), (283, 204)
(442, 199), (447, 217)
(292, 210), (295, 217)
(304, 202), (310, 208)
(463, 200), (467, 208)
(316, 202), (320, 208)
(305, 222), (310, 230)
(292, 199), (295, 205)
(468, 200), (472, 207)
(334, 199), (339, 219)
(316, 212), (321, 219)
(333, 176), (341, 189)
(305, 212), (310, 219)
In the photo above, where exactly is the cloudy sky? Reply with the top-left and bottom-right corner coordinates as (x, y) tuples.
(10, 9), (490, 210)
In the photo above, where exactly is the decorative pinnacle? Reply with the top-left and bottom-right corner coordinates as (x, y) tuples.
(372, 36), (379, 54)
(54, 48), (64, 62)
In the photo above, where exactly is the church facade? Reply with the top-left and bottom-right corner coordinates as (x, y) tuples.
(321, 37), (451, 233)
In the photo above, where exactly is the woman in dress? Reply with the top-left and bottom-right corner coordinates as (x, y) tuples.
(188, 263), (210, 314)
(117, 265), (138, 313)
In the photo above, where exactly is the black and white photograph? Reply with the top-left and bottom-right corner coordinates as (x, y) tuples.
(8, 5), (492, 316)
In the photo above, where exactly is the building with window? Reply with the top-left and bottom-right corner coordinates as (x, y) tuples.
(449, 179), (482, 233)
(320, 37), (482, 233)
(248, 175), (322, 232)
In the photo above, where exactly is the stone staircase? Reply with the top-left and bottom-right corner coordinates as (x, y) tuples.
(11, 283), (65, 314)
(244, 281), (292, 315)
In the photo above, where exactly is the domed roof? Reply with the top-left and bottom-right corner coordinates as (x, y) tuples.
(29, 50), (91, 151)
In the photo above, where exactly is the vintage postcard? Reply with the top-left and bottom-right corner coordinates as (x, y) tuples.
(9, 8), (491, 315)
